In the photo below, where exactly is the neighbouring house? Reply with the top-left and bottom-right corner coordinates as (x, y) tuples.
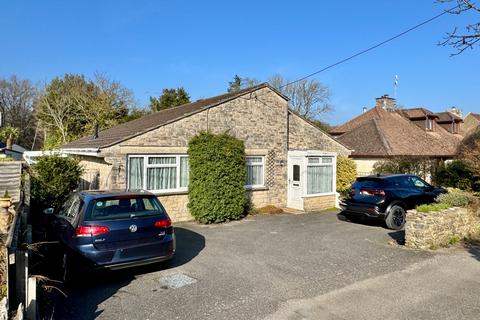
(462, 112), (480, 135)
(60, 83), (351, 221)
(0, 142), (26, 161)
(330, 95), (463, 177)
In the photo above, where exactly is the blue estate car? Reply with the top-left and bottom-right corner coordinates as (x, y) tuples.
(45, 191), (175, 281)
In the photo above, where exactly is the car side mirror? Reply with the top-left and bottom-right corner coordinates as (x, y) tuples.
(43, 208), (54, 215)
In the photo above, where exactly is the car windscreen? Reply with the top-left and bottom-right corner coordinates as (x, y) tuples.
(352, 178), (384, 189)
(86, 196), (165, 221)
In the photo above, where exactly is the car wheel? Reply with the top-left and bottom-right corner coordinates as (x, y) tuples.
(385, 205), (406, 230)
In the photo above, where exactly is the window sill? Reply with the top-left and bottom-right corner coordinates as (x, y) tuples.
(303, 192), (335, 198)
(150, 190), (189, 196)
(245, 186), (269, 191)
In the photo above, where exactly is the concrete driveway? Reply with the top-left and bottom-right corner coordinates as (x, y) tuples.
(54, 211), (480, 320)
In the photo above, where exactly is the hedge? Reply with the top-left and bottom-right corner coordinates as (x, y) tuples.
(31, 154), (83, 210)
(336, 156), (357, 194)
(187, 132), (247, 223)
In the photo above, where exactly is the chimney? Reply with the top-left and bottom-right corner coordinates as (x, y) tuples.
(362, 106), (367, 114)
(375, 94), (396, 111)
(450, 106), (462, 117)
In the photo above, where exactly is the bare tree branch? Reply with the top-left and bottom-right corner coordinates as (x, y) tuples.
(438, 0), (480, 55)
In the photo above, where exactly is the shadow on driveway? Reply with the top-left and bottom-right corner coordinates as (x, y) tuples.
(47, 227), (205, 320)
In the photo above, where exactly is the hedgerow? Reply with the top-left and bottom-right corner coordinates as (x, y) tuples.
(187, 132), (247, 223)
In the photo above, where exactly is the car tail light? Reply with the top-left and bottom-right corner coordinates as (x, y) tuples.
(360, 189), (386, 197)
(154, 217), (172, 228)
(75, 225), (110, 237)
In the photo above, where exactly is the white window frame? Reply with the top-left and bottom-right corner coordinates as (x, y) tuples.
(127, 154), (189, 194)
(245, 156), (265, 189)
(304, 155), (336, 197)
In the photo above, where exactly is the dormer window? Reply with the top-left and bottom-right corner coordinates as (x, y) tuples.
(452, 122), (458, 134)
(426, 118), (433, 131)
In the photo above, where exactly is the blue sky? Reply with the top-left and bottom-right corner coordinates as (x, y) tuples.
(1, 0), (479, 125)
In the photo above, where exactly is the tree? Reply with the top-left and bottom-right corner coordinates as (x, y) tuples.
(0, 126), (20, 149)
(227, 75), (260, 92)
(30, 154), (83, 210)
(149, 87), (190, 112)
(0, 76), (38, 149)
(459, 127), (480, 176)
(228, 75), (242, 93)
(269, 74), (332, 120)
(36, 73), (139, 149)
(439, 0), (480, 55)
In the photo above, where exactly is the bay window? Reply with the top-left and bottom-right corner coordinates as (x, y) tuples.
(306, 156), (334, 195)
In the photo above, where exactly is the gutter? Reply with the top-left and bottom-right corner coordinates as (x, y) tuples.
(58, 148), (101, 157)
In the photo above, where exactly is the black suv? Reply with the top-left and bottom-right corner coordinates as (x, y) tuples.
(340, 174), (446, 230)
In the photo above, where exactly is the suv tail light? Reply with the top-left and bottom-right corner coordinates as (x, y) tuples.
(360, 189), (386, 197)
(154, 217), (172, 228)
(75, 225), (110, 237)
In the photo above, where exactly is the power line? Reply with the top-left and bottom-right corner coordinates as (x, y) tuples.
(279, 4), (459, 89)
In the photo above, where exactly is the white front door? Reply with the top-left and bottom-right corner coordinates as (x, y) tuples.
(287, 157), (303, 210)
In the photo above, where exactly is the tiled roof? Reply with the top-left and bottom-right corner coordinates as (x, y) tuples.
(61, 83), (285, 150)
(435, 111), (463, 123)
(335, 107), (461, 157)
(330, 106), (388, 135)
(399, 108), (438, 119)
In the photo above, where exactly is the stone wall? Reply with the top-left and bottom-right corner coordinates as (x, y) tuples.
(303, 195), (336, 212)
(288, 113), (351, 156)
(405, 207), (480, 250)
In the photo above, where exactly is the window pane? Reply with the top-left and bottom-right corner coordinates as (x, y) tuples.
(128, 157), (144, 190)
(247, 157), (263, 164)
(307, 165), (333, 194)
(293, 165), (300, 182)
(180, 157), (189, 188)
(308, 157), (320, 164)
(148, 157), (176, 165)
(247, 165), (263, 186)
(147, 167), (177, 190)
(322, 157), (333, 164)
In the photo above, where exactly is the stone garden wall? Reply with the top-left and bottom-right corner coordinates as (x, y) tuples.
(405, 207), (480, 250)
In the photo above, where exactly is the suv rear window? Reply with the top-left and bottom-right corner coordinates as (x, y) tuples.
(352, 178), (384, 189)
(86, 196), (165, 221)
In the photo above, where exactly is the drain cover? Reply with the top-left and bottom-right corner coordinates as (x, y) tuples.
(158, 273), (197, 289)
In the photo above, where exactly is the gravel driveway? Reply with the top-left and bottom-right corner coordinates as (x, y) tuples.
(54, 211), (480, 320)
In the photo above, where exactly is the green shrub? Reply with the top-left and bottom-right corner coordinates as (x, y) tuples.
(336, 156), (357, 194)
(437, 188), (477, 207)
(373, 156), (434, 179)
(435, 160), (477, 191)
(416, 203), (451, 212)
(187, 132), (247, 224)
(31, 154), (83, 210)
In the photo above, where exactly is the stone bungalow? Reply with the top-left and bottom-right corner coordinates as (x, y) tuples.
(61, 83), (351, 221)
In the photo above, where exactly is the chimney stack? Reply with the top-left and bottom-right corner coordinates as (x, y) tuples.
(375, 94), (396, 111)
(450, 106), (462, 117)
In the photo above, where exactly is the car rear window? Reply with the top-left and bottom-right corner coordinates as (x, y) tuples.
(86, 196), (165, 221)
(352, 178), (385, 189)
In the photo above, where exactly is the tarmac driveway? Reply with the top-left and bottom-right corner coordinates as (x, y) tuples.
(55, 211), (480, 320)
